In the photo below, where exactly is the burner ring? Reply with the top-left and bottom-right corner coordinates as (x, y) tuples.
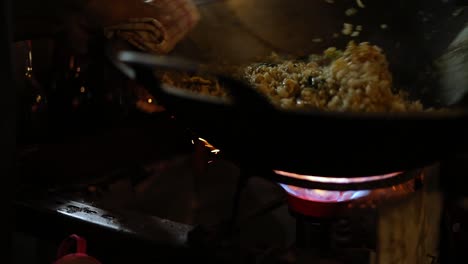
(268, 168), (424, 191)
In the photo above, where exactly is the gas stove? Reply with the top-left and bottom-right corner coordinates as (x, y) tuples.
(276, 166), (442, 264)
(14, 115), (468, 264)
(16, 143), (465, 264)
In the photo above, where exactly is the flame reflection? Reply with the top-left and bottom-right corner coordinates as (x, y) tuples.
(276, 170), (405, 203)
(274, 170), (402, 184)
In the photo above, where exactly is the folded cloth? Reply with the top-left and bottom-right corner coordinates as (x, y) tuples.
(104, 0), (200, 54)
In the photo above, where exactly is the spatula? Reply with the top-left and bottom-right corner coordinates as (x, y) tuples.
(437, 24), (468, 106)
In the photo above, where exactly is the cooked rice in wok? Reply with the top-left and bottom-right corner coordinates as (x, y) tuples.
(160, 42), (428, 112)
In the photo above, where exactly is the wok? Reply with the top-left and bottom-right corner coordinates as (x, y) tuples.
(113, 0), (468, 177)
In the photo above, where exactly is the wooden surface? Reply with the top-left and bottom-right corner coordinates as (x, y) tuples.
(377, 167), (443, 264)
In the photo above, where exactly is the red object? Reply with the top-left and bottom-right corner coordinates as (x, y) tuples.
(286, 193), (350, 218)
(280, 184), (371, 218)
(54, 234), (101, 264)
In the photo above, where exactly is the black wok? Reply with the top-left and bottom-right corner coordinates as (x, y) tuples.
(112, 0), (468, 177)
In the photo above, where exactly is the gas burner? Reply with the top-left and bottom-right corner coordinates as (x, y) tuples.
(266, 165), (443, 264)
(270, 168), (421, 191)
(281, 180), (418, 219)
(279, 170), (419, 218)
(276, 168), (422, 218)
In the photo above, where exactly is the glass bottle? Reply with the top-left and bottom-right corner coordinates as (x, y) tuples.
(18, 40), (48, 144)
(48, 52), (95, 134)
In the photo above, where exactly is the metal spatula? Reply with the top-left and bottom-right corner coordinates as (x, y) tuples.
(438, 24), (468, 106)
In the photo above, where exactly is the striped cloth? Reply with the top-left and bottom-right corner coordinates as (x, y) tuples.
(104, 0), (200, 54)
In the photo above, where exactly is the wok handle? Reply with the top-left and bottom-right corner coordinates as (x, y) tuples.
(111, 49), (275, 112)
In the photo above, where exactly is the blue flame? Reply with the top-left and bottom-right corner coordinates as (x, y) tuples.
(280, 184), (370, 203)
